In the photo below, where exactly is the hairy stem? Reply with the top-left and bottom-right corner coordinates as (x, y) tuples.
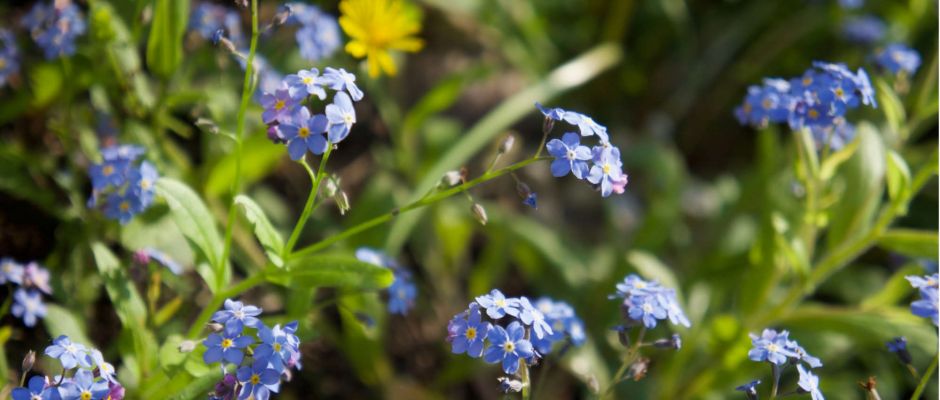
(910, 353), (938, 400)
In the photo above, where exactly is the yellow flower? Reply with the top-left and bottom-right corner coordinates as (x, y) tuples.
(339, 0), (424, 77)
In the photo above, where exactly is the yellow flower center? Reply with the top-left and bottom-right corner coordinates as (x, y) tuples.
(299, 127), (311, 138)
(251, 374), (261, 385)
(343, 113), (354, 125)
(808, 109), (820, 119)
(221, 338), (233, 349)
(274, 343), (282, 352)
(503, 341), (515, 353)
(602, 163), (612, 174)
(274, 100), (286, 111)
(802, 76), (813, 86)
(302, 77), (314, 84)
(119, 201), (130, 212)
(465, 327), (477, 340)
(761, 98), (773, 109)
(495, 299), (507, 308)
(766, 343), (780, 352)
(81, 391), (92, 400)
(103, 165), (114, 176)
(140, 179), (151, 190)
(0, 58), (6, 70)
(834, 87), (844, 98)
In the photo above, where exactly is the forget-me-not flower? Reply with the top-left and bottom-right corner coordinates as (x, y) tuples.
(387, 274), (417, 315)
(874, 44), (922, 75)
(281, 107), (329, 160)
(12, 376), (61, 400)
(516, 297), (553, 339)
(212, 299), (263, 331)
(450, 304), (491, 358)
(0, 258), (23, 285)
(236, 359), (281, 400)
(475, 289), (519, 319)
(325, 92), (357, 143)
(546, 132), (592, 179)
(61, 370), (109, 400)
(588, 146), (625, 197)
(748, 329), (798, 365)
(12, 288), (46, 327)
(285, 68), (327, 100)
(45, 335), (92, 369)
(321, 67), (364, 101)
(797, 364), (825, 400)
(203, 324), (254, 365)
(261, 88), (298, 124)
(483, 322), (535, 374)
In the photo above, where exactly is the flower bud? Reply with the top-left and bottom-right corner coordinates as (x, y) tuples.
(272, 4), (292, 26)
(335, 191), (350, 215)
(628, 357), (650, 381)
(439, 170), (462, 188)
(207, 322), (224, 332)
(324, 177), (339, 198)
(542, 116), (555, 135)
(652, 334), (681, 350)
(611, 325), (630, 347)
(195, 118), (220, 136)
(498, 134), (515, 155)
(178, 340), (197, 353)
(471, 203), (487, 226)
(585, 374), (600, 394)
(22, 350), (36, 373)
(497, 377), (524, 393)
(859, 376), (882, 400)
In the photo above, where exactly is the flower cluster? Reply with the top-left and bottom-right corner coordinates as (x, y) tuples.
(537, 103), (627, 197)
(87, 144), (159, 224)
(283, 3), (341, 61)
(873, 43), (921, 76)
(189, 3), (244, 45)
(0, 28), (19, 88)
(11, 335), (123, 400)
(739, 329), (824, 400)
(21, 1), (86, 60)
(905, 273), (938, 326)
(2, 259), (52, 327)
(446, 289), (585, 393)
(338, 0), (424, 77)
(262, 67), (364, 160)
(204, 299), (302, 400)
(610, 274), (691, 330)
(734, 62), (876, 151)
(841, 15), (885, 45)
(355, 248), (417, 315)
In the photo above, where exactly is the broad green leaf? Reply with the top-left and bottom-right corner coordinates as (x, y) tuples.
(158, 335), (188, 372)
(146, 0), (190, 78)
(874, 77), (906, 138)
(205, 134), (284, 196)
(167, 370), (222, 400)
(156, 177), (228, 291)
(29, 63), (63, 108)
(271, 255), (394, 289)
(885, 150), (912, 208)
(43, 304), (93, 346)
(878, 229), (939, 260)
(235, 195), (285, 267)
(861, 263), (925, 309)
(826, 124), (885, 248)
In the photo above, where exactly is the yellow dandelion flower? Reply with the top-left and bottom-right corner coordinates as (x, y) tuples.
(339, 0), (424, 77)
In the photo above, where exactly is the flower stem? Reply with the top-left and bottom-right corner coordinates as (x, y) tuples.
(603, 327), (645, 398)
(520, 358), (532, 400)
(910, 353), (938, 400)
(290, 156), (550, 259)
(770, 363), (781, 400)
(283, 147), (332, 258)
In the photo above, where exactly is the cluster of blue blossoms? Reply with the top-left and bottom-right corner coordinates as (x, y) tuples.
(610, 274), (691, 331)
(87, 145), (159, 224)
(355, 248), (417, 315)
(1, 259), (52, 327)
(282, 3), (341, 61)
(906, 273), (938, 326)
(734, 62), (876, 151)
(21, 1), (86, 60)
(0, 28), (19, 88)
(873, 43), (922, 76)
(738, 329), (824, 400)
(13, 335), (123, 400)
(537, 103), (627, 197)
(446, 289), (585, 392)
(190, 3), (244, 45)
(203, 299), (301, 400)
(262, 67), (364, 160)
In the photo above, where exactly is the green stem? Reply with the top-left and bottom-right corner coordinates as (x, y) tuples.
(603, 327), (645, 398)
(910, 354), (938, 400)
(220, 0), (259, 273)
(291, 156), (549, 260)
(520, 358), (531, 400)
(795, 128), (820, 260)
(283, 147), (333, 257)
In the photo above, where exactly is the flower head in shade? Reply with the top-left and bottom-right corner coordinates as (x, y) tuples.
(747, 329), (797, 365)
(211, 374), (237, 400)
(283, 3), (341, 61)
(387, 274), (417, 315)
(484, 322), (535, 374)
(0, 29), (20, 88)
(797, 365), (825, 400)
(12, 375), (61, 400)
(106, 382), (124, 400)
(546, 132), (592, 180)
(0, 258), (23, 285)
(236, 359), (281, 400)
(886, 336), (913, 364)
(874, 43), (921, 75)
(61, 370), (109, 400)
(211, 299), (263, 331)
(339, 0), (424, 77)
(21, 2), (87, 60)
(281, 107), (329, 160)
(285, 68), (327, 100)
(588, 146), (625, 198)
(450, 304), (492, 358)
(203, 324), (254, 365)
(325, 92), (357, 143)
(476, 289), (519, 320)
(87, 145), (159, 224)
(735, 380), (760, 400)
(12, 288), (46, 327)
(320, 67), (364, 101)
(841, 16), (885, 45)
(45, 335), (92, 369)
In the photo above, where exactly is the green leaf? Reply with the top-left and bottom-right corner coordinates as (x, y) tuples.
(156, 177), (228, 292)
(874, 77), (906, 138)
(861, 263), (925, 309)
(158, 335), (188, 372)
(879, 229), (939, 260)
(43, 304), (93, 346)
(235, 195), (285, 267)
(819, 131), (860, 181)
(29, 63), (63, 108)
(167, 370), (222, 400)
(270, 255), (394, 289)
(205, 134), (284, 196)
(503, 216), (586, 285)
(885, 150), (912, 208)
(782, 304), (936, 351)
(146, 0), (190, 78)
(826, 124), (885, 248)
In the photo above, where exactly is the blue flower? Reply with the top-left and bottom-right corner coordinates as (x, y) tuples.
(61, 370), (109, 400)
(797, 364), (825, 400)
(530, 298), (585, 353)
(355, 247), (398, 269)
(283, 3), (341, 61)
(0, 29), (20, 88)
(535, 102), (566, 121)
(660, 291), (692, 328)
(842, 16), (885, 45)
(90, 349), (117, 383)
(614, 274), (661, 298)
(22, 2), (87, 60)
(475, 289), (519, 319)
(874, 43), (922, 75)
(88, 160), (130, 191)
(563, 111), (609, 143)
(212, 298), (263, 331)
(886, 336), (907, 353)
(129, 161), (158, 206)
(450, 304), (491, 358)
(135, 247), (183, 275)
(735, 380), (760, 399)
(255, 323), (300, 372)
(522, 192), (537, 209)
(627, 294), (667, 329)
(101, 144), (146, 162)
(103, 193), (142, 225)
(45, 335), (92, 369)
(325, 92), (357, 143)
(748, 329), (798, 365)
(12, 376), (61, 400)
(261, 88), (298, 124)
(516, 297), (553, 339)
(285, 69), (327, 100)
(911, 286), (939, 326)
(203, 324), (254, 365)
(387, 274), (417, 315)
(321, 67), (365, 102)
(906, 273), (939, 289)
(23, 262), (52, 295)
(281, 107), (329, 160)
(0, 258), (24, 285)
(546, 132), (592, 179)
(236, 359), (281, 400)
(587, 146), (625, 197)
(12, 288), (46, 327)
(786, 340), (823, 368)
(484, 322), (535, 374)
